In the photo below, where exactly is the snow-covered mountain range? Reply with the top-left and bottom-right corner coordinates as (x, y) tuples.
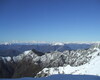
(36, 45), (100, 77)
(0, 43), (100, 78)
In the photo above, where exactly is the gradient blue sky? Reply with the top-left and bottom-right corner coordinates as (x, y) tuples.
(0, 0), (100, 42)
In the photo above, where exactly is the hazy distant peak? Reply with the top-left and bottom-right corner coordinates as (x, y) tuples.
(51, 42), (64, 46)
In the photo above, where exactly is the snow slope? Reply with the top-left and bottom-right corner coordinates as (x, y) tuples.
(36, 47), (100, 77)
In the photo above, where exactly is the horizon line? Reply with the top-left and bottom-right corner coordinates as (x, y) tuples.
(0, 40), (100, 44)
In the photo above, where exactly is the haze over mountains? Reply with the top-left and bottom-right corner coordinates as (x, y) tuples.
(0, 42), (92, 57)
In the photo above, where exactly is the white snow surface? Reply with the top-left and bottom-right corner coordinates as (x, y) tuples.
(38, 47), (100, 76)
(13, 50), (38, 62)
(62, 54), (100, 76)
(51, 42), (64, 46)
(2, 56), (11, 62)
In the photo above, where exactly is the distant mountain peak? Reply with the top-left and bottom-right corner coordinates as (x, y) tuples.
(51, 42), (64, 46)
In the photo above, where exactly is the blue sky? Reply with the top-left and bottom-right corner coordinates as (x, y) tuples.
(0, 0), (100, 42)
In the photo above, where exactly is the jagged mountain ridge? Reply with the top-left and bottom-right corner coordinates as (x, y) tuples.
(10, 44), (99, 67)
(0, 43), (100, 78)
(36, 45), (100, 77)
